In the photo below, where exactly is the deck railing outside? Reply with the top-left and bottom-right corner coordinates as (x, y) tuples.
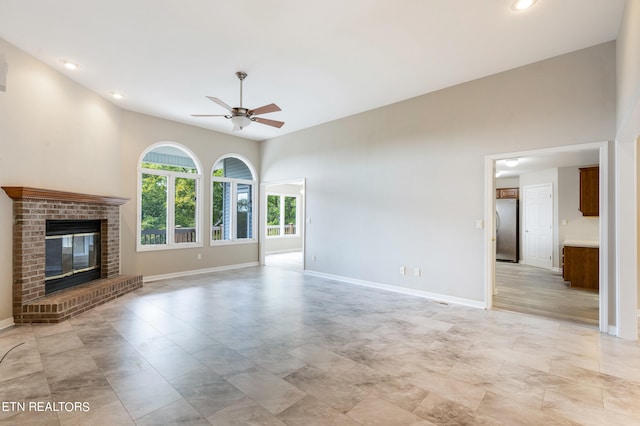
(267, 224), (296, 237)
(141, 227), (197, 244)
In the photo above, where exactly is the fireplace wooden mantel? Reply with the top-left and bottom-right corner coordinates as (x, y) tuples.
(2, 186), (129, 205)
(3, 186), (141, 323)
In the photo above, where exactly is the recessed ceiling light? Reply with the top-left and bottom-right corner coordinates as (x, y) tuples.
(512, 0), (536, 11)
(110, 92), (124, 100)
(60, 60), (79, 70)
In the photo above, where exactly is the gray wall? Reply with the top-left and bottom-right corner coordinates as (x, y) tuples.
(0, 38), (124, 322)
(119, 111), (260, 278)
(0, 37), (261, 324)
(261, 42), (617, 304)
(615, 0), (640, 331)
(557, 166), (600, 246)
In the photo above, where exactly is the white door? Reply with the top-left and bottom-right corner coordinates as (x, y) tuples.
(523, 184), (553, 269)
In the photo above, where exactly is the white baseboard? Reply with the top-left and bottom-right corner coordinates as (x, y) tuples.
(304, 270), (486, 309)
(0, 317), (15, 330)
(144, 262), (259, 283)
(609, 325), (618, 336)
(265, 249), (303, 255)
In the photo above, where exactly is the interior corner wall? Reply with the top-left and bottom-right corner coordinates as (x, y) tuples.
(261, 42), (616, 304)
(557, 166), (600, 247)
(616, 0), (640, 338)
(0, 37), (123, 324)
(496, 177), (519, 189)
(118, 111), (261, 278)
(0, 36), (262, 325)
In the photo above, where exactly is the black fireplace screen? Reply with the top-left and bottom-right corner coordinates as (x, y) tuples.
(45, 220), (101, 293)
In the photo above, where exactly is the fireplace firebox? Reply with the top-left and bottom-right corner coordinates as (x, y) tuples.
(2, 186), (143, 323)
(45, 220), (101, 294)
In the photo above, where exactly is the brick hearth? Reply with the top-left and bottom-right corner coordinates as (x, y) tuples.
(2, 187), (142, 323)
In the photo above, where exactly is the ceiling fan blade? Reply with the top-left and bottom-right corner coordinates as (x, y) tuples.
(206, 96), (233, 112)
(191, 114), (229, 117)
(253, 117), (285, 128)
(248, 103), (281, 116)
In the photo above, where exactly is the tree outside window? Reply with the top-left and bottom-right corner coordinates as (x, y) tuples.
(267, 194), (298, 237)
(138, 144), (201, 249)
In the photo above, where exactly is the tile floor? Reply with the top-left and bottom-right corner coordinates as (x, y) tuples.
(265, 251), (304, 272)
(1, 266), (639, 425)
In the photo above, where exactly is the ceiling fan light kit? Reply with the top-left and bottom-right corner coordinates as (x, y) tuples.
(192, 71), (284, 131)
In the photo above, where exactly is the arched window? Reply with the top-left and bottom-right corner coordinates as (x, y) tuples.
(138, 143), (202, 250)
(211, 154), (257, 244)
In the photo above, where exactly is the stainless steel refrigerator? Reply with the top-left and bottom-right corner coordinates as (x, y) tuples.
(496, 199), (519, 262)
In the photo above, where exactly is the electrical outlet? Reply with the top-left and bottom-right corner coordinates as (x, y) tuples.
(400, 266), (406, 275)
(312, 255), (317, 261)
(197, 253), (202, 260)
(414, 268), (421, 277)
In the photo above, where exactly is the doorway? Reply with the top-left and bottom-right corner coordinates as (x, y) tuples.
(260, 179), (305, 272)
(485, 142), (608, 331)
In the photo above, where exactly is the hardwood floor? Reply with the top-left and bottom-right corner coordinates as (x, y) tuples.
(493, 262), (599, 325)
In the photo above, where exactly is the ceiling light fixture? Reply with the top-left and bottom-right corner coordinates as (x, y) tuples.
(230, 115), (252, 130)
(61, 60), (79, 70)
(110, 91), (124, 100)
(504, 158), (519, 167)
(512, 0), (536, 11)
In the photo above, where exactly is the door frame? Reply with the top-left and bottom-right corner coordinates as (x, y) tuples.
(259, 178), (306, 269)
(484, 141), (609, 333)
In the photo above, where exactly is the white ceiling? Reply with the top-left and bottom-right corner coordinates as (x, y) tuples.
(495, 148), (600, 179)
(0, 0), (626, 141)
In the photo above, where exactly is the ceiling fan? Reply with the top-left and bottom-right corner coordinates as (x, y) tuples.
(192, 71), (284, 131)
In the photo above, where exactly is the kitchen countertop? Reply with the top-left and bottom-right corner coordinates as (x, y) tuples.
(562, 239), (599, 248)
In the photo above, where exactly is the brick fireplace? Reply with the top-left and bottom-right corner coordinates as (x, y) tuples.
(2, 186), (143, 323)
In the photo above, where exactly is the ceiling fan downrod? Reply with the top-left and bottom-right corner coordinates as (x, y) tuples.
(236, 71), (247, 108)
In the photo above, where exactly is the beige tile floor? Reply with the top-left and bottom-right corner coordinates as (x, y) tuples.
(265, 251), (304, 272)
(1, 266), (639, 425)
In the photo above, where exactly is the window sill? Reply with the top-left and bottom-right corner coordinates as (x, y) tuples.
(210, 239), (258, 247)
(136, 242), (203, 252)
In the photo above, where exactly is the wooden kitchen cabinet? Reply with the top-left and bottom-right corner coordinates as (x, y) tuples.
(496, 188), (519, 199)
(562, 245), (599, 291)
(579, 166), (599, 216)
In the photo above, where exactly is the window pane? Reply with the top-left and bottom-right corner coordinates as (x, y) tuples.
(212, 181), (230, 240)
(212, 157), (253, 180)
(267, 195), (280, 236)
(141, 173), (167, 245)
(142, 146), (197, 173)
(175, 177), (197, 243)
(284, 196), (297, 235)
(236, 184), (252, 239)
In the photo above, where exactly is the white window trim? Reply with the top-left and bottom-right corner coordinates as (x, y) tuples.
(137, 142), (203, 252)
(210, 154), (258, 246)
(266, 192), (300, 238)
